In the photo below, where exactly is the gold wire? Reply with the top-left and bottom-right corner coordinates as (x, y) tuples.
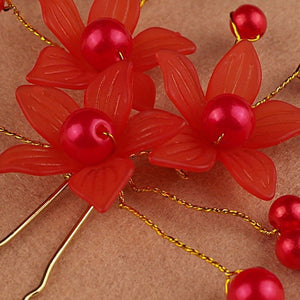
(23, 206), (94, 300)
(140, 0), (148, 8)
(0, 181), (68, 247)
(102, 131), (116, 146)
(253, 64), (300, 108)
(128, 179), (278, 236)
(0, 126), (51, 148)
(214, 133), (225, 145)
(5, 0), (58, 47)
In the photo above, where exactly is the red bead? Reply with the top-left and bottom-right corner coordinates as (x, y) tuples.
(227, 267), (285, 300)
(0, 0), (4, 11)
(60, 108), (115, 165)
(201, 94), (255, 148)
(80, 18), (133, 71)
(230, 5), (267, 40)
(276, 229), (300, 269)
(269, 195), (300, 232)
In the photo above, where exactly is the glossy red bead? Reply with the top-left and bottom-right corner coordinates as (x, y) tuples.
(201, 94), (255, 148)
(269, 195), (300, 232)
(276, 229), (300, 269)
(230, 5), (267, 40)
(60, 108), (115, 165)
(227, 267), (285, 300)
(80, 18), (133, 71)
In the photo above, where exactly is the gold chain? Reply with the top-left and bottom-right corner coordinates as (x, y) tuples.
(0, 126), (50, 148)
(128, 179), (278, 236)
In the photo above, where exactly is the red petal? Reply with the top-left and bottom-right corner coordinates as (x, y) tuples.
(131, 28), (196, 72)
(156, 50), (205, 131)
(149, 125), (217, 172)
(39, 0), (85, 58)
(27, 47), (97, 90)
(132, 71), (155, 111)
(88, 0), (140, 33)
(116, 109), (185, 156)
(218, 148), (276, 200)
(16, 85), (80, 148)
(0, 145), (82, 176)
(206, 40), (261, 104)
(84, 62), (133, 137)
(246, 100), (300, 148)
(69, 157), (134, 213)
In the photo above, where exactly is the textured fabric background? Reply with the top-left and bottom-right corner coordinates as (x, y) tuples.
(0, 0), (299, 299)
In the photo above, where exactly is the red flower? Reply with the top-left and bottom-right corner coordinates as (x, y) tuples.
(26, 0), (196, 111)
(149, 41), (300, 200)
(0, 62), (185, 212)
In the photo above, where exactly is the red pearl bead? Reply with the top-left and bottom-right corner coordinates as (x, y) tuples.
(276, 229), (300, 269)
(201, 94), (255, 148)
(227, 267), (285, 300)
(60, 108), (115, 165)
(230, 5), (267, 40)
(80, 18), (133, 71)
(269, 195), (300, 232)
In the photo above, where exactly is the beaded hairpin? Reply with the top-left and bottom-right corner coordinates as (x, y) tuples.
(0, 1), (299, 299)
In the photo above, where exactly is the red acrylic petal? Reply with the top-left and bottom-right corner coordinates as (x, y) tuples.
(39, 0), (85, 58)
(246, 100), (300, 148)
(84, 61), (133, 137)
(16, 85), (80, 148)
(0, 145), (82, 176)
(149, 125), (217, 172)
(206, 40), (261, 104)
(218, 148), (276, 200)
(88, 0), (140, 33)
(132, 71), (155, 111)
(27, 46), (97, 90)
(116, 109), (185, 157)
(131, 28), (196, 72)
(69, 157), (134, 213)
(156, 50), (205, 131)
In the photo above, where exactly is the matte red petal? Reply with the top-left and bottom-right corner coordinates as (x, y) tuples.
(88, 0), (140, 33)
(131, 28), (196, 72)
(132, 71), (155, 111)
(39, 0), (85, 58)
(116, 109), (185, 156)
(218, 148), (276, 200)
(27, 47), (97, 90)
(0, 145), (82, 176)
(246, 100), (300, 148)
(149, 125), (217, 172)
(206, 40), (261, 104)
(84, 62), (133, 137)
(156, 50), (205, 131)
(69, 157), (134, 213)
(16, 85), (80, 148)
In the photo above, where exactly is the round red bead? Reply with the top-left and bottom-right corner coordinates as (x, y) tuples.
(227, 267), (285, 300)
(230, 4), (267, 40)
(60, 108), (115, 165)
(80, 18), (133, 71)
(201, 94), (255, 148)
(269, 195), (300, 232)
(276, 229), (300, 269)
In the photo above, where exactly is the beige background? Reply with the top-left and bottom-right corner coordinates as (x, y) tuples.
(0, 0), (299, 299)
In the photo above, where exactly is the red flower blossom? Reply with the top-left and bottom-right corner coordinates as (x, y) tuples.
(149, 41), (300, 200)
(26, 0), (196, 111)
(0, 62), (185, 212)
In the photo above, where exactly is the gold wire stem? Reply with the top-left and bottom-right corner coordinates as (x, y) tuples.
(23, 206), (94, 300)
(128, 179), (278, 236)
(253, 64), (300, 108)
(5, 0), (58, 47)
(118, 191), (239, 278)
(0, 126), (51, 148)
(140, 0), (148, 8)
(0, 181), (68, 247)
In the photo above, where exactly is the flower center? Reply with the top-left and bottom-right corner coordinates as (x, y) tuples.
(60, 108), (115, 165)
(201, 94), (255, 148)
(80, 18), (133, 71)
